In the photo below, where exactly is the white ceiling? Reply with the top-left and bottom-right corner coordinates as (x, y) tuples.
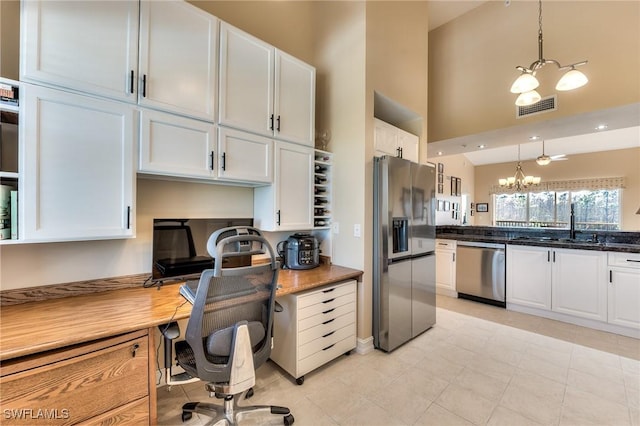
(428, 103), (640, 165)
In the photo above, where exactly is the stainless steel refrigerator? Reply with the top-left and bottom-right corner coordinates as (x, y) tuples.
(373, 156), (436, 352)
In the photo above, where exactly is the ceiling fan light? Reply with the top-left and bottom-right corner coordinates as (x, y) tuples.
(556, 68), (588, 91)
(536, 155), (552, 166)
(510, 72), (540, 94)
(515, 90), (542, 106)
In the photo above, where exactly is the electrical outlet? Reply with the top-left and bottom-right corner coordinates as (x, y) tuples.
(332, 222), (340, 234)
(353, 224), (361, 238)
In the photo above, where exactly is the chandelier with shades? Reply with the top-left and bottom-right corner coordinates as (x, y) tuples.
(498, 145), (541, 191)
(509, 0), (588, 106)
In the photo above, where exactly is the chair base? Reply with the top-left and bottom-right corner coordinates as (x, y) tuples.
(181, 390), (294, 426)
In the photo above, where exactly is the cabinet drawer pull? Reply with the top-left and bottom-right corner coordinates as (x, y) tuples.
(126, 206), (131, 229)
(276, 115), (281, 132)
(609, 270), (613, 283)
(270, 114), (274, 131)
(322, 288), (335, 294)
(141, 74), (147, 97)
(322, 344), (335, 351)
(322, 308), (335, 315)
(626, 259), (640, 263)
(322, 298), (335, 304)
(210, 151), (214, 170)
(129, 70), (134, 94)
(322, 331), (335, 338)
(221, 152), (226, 171)
(322, 318), (335, 325)
(276, 209), (281, 226)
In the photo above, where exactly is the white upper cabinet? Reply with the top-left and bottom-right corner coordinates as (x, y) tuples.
(138, 1), (218, 121)
(21, 0), (218, 121)
(21, 84), (135, 241)
(397, 127), (419, 163)
(274, 50), (315, 146)
(254, 141), (314, 231)
(374, 118), (419, 162)
(216, 127), (273, 185)
(219, 22), (315, 146)
(218, 22), (273, 137)
(139, 109), (216, 179)
(21, 0), (140, 103)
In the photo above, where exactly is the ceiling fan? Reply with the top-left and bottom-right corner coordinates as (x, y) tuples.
(536, 140), (567, 165)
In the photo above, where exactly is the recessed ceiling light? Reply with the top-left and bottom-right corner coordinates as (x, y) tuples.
(529, 135), (540, 140)
(478, 144), (486, 149)
(595, 124), (608, 131)
(437, 151), (443, 156)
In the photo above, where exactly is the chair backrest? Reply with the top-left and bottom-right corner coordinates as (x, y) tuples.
(184, 226), (279, 383)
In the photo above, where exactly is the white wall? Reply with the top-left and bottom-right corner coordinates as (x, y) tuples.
(428, 153), (476, 226)
(0, 179), (253, 289)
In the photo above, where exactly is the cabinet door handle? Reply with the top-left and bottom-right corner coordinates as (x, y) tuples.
(396, 147), (401, 158)
(129, 70), (134, 94)
(553, 251), (556, 263)
(126, 206), (131, 229)
(270, 114), (274, 131)
(400, 147), (403, 158)
(221, 152), (226, 171)
(210, 151), (214, 170)
(141, 74), (147, 97)
(276, 209), (281, 226)
(452, 253), (455, 262)
(548, 251), (550, 262)
(609, 270), (613, 283)
(627, 259), (640, 263)
(276, 115), (281, 132)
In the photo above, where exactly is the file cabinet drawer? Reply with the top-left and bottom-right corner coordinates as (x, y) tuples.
(298, 323), (356, 359)
(299, 311), (356, 345)
(298, 292), (355, 321)
(297, 280), (355, 309)
(0, 330), (149, 425)
(299, 302), (355, 332)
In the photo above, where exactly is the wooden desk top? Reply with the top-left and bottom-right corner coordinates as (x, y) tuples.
(0, 264), (362, 361)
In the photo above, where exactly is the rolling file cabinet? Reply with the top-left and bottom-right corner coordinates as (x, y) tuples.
(271, 279), (357, 384)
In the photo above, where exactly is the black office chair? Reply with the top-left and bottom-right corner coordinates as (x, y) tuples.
(174, 226), (294, 425)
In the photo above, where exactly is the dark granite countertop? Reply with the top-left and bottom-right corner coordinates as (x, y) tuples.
(436, 226), (640, 253)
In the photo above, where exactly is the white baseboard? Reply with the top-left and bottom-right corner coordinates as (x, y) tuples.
(436, 287), (458, 298)
(356, 336), (374, 354)
(507, 303), (640, 339)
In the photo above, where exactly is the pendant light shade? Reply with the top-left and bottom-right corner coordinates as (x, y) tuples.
(509, 0), (588, 105)
(516, 90), (542, 106)
(555, 68), (589, 91)
(510, 72), (540, 94)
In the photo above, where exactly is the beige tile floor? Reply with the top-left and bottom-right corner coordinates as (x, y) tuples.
(157, 295), (640, 425)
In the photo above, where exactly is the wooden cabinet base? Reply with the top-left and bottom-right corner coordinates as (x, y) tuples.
(0, 330), (150, 425)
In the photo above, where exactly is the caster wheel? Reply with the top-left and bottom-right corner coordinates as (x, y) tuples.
(284, 413), (295, 425)
(181, 411), (192, 422)
(245, 387), (254, 399)
(345, 350), (351, 356)
(295, 376), (304, 385)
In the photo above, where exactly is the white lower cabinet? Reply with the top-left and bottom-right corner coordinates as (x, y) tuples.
(435, 239), (456, 296)
(608, 252), (640, 329)
(139, 109), (216, 179)
(271, 280), (357, 384)
(551, 248), (607, 322)
(506, 245), (552, 310)
(21, 84), (135, 241)
(254, 141), (313, 231)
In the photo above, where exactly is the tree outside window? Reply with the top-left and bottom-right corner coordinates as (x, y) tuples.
(494, 189), (620, 230)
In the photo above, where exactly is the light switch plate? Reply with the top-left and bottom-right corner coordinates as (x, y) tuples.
(353, 224), (361, 238)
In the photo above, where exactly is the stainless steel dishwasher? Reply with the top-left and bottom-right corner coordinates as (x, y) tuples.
(456, 241), (506, 307)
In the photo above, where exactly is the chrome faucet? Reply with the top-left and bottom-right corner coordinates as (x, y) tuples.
(569, 203), (576, 240)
